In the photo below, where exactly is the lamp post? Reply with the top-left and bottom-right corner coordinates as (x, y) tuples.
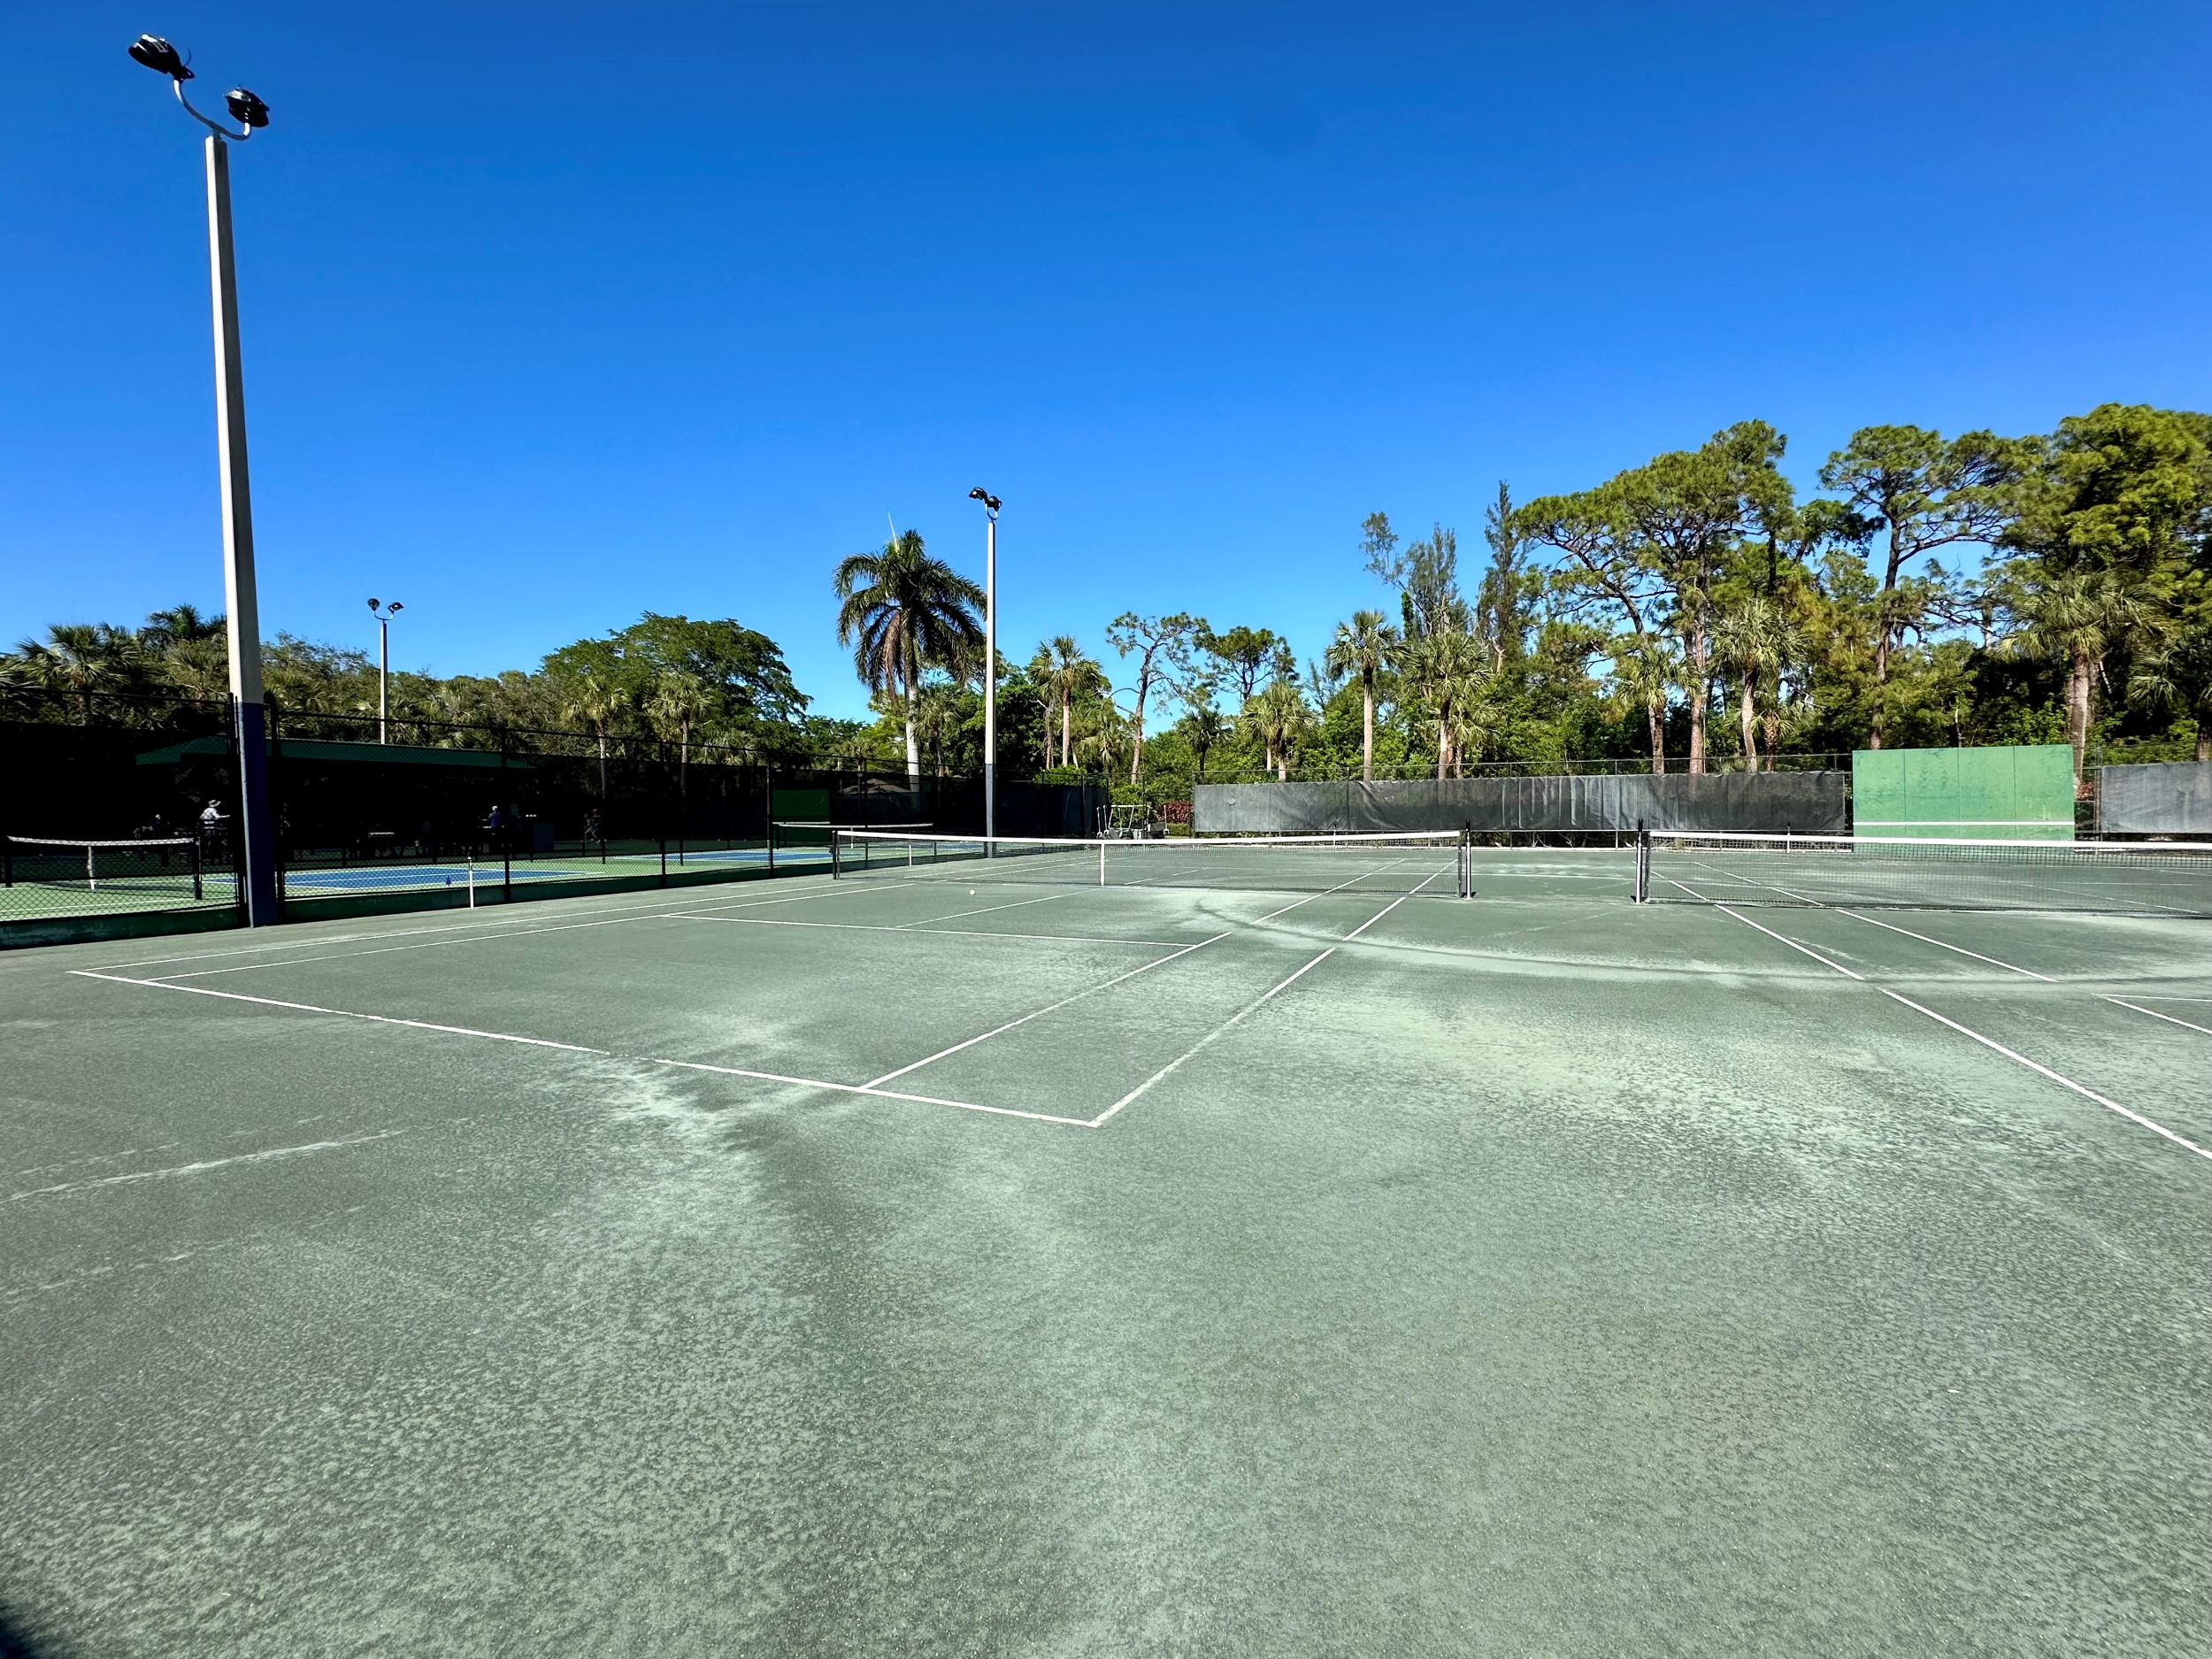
(967, 488), (1002, 841)
(368, 599), (403, 743)
(129, 34), (280, 925)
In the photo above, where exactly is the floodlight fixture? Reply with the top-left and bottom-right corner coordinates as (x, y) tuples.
(128, 34), (193, 80)
(130, 34), (268, 140)
(968, 487), (1002, 515)
(225, 88), (271, 128)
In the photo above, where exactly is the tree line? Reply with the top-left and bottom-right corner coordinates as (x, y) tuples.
(821, 402), (2212, 804)
(10, 401), (2208, 803)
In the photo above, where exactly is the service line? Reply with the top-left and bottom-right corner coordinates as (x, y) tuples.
(1666, 881), (2212, 1164)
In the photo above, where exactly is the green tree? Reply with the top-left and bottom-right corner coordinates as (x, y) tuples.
(647, 670), (713, 793)
(1476, 482), (1540, 671)
(1176, 695), (1231, 784)
(1521, 421), (1789, 772)
(2129, 616), (2212, 763)
(560, 670), (629, 797)
(1240, 678), (1312, 781)
(833, 529), (986, 780)
(1195, 624), (1280, 707)
(1323, 609), (1397, 782)
(1711, 594), (1806, 771)
(1817, 425), (2027, 748)
(1029, 635), (1106, 769)
(2009, 568), (2158, 782)
(1106, 611), (1200, 785)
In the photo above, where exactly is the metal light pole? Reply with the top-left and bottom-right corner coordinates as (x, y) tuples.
(368, 599), (403, 742)
(967, 488), (1002, 841)
(130, 35), (280, 925)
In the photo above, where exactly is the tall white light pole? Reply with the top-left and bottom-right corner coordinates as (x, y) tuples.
(968, 488), (1002, 841)
(130, 35), (280, 925)
(368, 599), (403, 743)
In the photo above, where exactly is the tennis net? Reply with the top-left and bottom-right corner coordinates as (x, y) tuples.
(3, 834), (207, 902)
(1638, 828), (2212, 916)
(831, 829), (1472, 897)
(771, 819), (932, 855)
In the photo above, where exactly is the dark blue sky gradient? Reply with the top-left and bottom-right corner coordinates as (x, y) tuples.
(5, 3), (2208, 718)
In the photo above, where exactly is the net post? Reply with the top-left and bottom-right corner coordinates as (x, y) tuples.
(1098, 837), (1106, 887)
(1462, 822), (1473, 899)
(1634, 819), (1651, 902)
(659, 831), (668, 888)
(765, 764), (776, 873)
(4, 835), (12, 888)
(830, 829), (842, 880)
(190, 834), (204, 902)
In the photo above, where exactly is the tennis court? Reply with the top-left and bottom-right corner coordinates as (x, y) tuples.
(4, 833), (2208, 1655)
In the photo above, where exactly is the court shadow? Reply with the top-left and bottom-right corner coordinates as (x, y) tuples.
(0, 1600), (75, 1659)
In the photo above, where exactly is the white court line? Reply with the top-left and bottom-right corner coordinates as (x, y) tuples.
(855, 863), (1415, 1091)
(1671, 886), (2212, 1164)
(666, 913), (1183, 949)
(1838, 910), (2056, 980)
(11, 1130), (404, 1201)
(142, 910), (692, 980)
(73, 872), (864, 975)
(68, 971), (609, 1053)
(2104, 998), (2212, 1040)
(1090, 949), (1339, 1127)
(1090, 883), (1418, 1127)
(648, 1058), (1091, 1127)
(862, 933), (1236, 1089)
(895, 892), (1072, 926)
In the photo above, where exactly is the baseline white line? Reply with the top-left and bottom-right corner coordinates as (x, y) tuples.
(2104, 998), (2212, 1040)
(1838, 910), (2055, 980)
(1689, 902), (2212, 1164)
(12, 1131), (404, 1200)
(649, 1058), (1091, 1127)
(68, 971), (609, 1053)
(664, 914), (1182, 949)
(1090, 949), (1339, 1127)
(142, 910), (688, 980)
(861, 932), (1237, 1088)
(73, 873), (864, 975)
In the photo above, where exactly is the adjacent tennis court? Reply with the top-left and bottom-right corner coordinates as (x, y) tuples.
(4, 835), (2208, 1655)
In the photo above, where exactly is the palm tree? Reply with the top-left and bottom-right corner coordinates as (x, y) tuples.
(1072, 696), (1128, 780)
(1711, 595), (1805, 771)
(1396, 631), (1486, 779)
(2010, 568), (2157, 783)
(561, 671), (628, 798)
(647, 670), (712, 795)
(1177, 699), (1230, 783)
(1324, 609), (1398, 783)
(1605, 635), (1676, 774)
(13, 623), (146, 722)
(1240, 680), (1312, 782)
(911, 681), (963, 776)
(2130, 618), (2212, 763)
(833, 530), (985, 780)
(139, 604), (225, 652)
(1030, 635), (1105, 769)
(1444, 679), (1504, 776)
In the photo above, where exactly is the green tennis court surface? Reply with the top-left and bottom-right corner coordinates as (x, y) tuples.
(4, 850), (2208, 1654)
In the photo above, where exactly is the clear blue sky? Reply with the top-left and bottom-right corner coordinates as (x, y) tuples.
(5, 2), (2208, 720)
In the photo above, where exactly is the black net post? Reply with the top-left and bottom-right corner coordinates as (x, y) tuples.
(190, 833), (204, 902)
(1634, 820), (1651, 902)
